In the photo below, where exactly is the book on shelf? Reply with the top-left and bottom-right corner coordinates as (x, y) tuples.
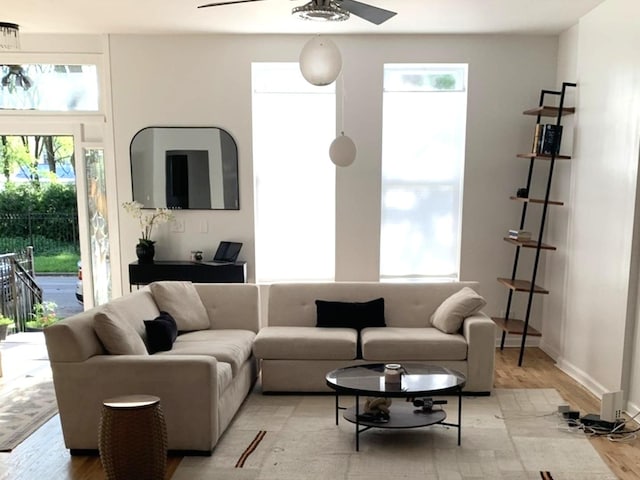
(540, 124), (563, 155)
(531, 124), (542, 154)
(508, 229), (532, 241)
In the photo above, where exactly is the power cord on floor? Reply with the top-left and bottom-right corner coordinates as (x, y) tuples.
(557, 407), (640, 443)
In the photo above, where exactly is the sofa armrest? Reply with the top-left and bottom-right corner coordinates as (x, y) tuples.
(461, 312), (496, 393)
(51, 355), (220, 451)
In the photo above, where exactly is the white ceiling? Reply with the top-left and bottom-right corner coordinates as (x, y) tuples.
(5, 0), (604, 36)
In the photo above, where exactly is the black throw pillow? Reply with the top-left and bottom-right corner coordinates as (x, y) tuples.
(315, 298), (386, 360)
(144, 311), (178, 354)
(315, 298), (386, 330)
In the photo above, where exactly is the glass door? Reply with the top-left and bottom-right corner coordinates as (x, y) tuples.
(84, 148), (111, 305)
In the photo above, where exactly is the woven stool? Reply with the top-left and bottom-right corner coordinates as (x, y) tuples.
(98, 395), (167, 480)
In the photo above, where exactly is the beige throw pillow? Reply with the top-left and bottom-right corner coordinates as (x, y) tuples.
(149, 281), (210, 331)
(95, 305), (149, 355)
(430, 287), (487, 334)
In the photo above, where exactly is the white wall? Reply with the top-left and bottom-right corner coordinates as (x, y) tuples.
(550, 0), (640, 415)
(109, 34), (558, 327)
(540, 25), (579, 360)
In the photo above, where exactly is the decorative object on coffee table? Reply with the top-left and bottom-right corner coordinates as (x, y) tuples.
(383, 363), (406, 384)
(99, 395), (167, 480)
(122, 201), (173, 264)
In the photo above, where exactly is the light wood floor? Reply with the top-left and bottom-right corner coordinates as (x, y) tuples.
(1, 347), (638, 479)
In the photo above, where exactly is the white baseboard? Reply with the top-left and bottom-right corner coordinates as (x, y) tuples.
(539, 339), (560, 360)
(527, 342), (640, 425)
(554, 356), (610, 399)
(626, 399), (640, 426)
(494, 335), (541, 348)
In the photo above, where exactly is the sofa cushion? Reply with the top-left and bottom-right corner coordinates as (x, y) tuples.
(149, 281), (210, 332)
(430, 287), (486, 333)
(162, 329), (256, 374)
(94, 305), (149, 356)
(147, 352), (233, 397)
(144, 311), (178, 354)
(253, 326), (358, 360)
(361, 327), (467, 361)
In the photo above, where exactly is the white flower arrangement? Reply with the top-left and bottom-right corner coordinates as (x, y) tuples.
(122, 201), (174, 246)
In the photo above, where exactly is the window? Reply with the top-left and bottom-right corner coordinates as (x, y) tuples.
(252, 63), (336, 282)
(0, 64), (99, 111)
(380, 64), (468, 281)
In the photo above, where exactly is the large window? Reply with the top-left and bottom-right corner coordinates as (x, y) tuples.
(380, 64), (468, 281)
(252, 63), (336, 282)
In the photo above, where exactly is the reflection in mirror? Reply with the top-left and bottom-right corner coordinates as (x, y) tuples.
(130, 127), (239, 210)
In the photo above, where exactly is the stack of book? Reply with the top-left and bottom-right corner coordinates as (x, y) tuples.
(532, 124), (563, 155)
(508, 229), (532, 241)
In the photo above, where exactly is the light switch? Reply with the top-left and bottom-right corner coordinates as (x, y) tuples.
(200, 221), (208, 233)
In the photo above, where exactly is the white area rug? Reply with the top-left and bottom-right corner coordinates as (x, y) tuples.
(173, 388), (617, 480)
(0, 333), (56, 452)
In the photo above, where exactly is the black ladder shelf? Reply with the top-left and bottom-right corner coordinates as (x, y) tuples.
(493, 82), (576, 366)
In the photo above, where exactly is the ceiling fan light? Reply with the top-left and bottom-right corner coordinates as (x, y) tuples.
(292, 1), (349, 22)
(299, 35), (342, 86)
(329, 133), (356, 167)
(0, 22), (20, 50)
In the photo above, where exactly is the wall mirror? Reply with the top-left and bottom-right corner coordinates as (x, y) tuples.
(130, 126), (239, 210)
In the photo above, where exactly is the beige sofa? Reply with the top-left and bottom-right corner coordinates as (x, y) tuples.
(253, 281), (496, 394)
(44, 282), (259, 454)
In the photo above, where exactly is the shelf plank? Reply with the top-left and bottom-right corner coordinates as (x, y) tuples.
(517, 153), (572, 160)
(492, 317), (542, 336)
(523, 106), (575, 117)
(509, 196), (564, 206)
(497, 277), (549, 294)
(503, 237), (556, 250)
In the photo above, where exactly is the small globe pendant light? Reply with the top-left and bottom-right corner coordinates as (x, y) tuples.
(299, 35), (342, 86)
(329, 132), (356, 167)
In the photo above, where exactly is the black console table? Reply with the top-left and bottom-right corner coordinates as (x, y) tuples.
(129, 261), (246, 289)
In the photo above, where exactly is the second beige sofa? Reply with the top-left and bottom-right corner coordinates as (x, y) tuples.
(253, 281), (496, 394)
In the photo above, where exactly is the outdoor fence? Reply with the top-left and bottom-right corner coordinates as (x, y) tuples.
(0, 247), (43, 331)
(0, 212), (79, 254)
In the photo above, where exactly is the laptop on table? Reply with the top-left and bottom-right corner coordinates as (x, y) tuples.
(210, 241), (243, 265)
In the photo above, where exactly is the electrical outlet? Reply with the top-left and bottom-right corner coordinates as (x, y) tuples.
(601, 390), (624, 422)
(171, 218), (185, 233)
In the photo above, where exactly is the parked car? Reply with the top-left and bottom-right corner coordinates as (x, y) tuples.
(75, 261), (83, 303)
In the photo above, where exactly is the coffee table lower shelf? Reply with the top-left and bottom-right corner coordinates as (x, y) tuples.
(343, 403), (446, 429)
(340, 400), (460, 451)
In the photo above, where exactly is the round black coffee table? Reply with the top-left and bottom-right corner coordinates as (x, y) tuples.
(326, 363), (466, 451)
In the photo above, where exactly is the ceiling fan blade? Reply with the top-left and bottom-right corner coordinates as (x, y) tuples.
(337, 0), (397, 25)
(198, 0), (267, 9)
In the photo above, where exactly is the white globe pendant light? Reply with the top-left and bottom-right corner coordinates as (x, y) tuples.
(329, 132), (356, 167)
(299, 35), (342, 86)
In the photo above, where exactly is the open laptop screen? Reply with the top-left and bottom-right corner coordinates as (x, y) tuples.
(213, 241), (243, 263)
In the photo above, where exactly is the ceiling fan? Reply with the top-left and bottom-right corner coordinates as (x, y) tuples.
(197, 0), (397, 25)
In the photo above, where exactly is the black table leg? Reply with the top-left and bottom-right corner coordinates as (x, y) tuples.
(457, 388), (462, 445)
(355, 395), (360, 452)
(335, 393), (339, 425)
